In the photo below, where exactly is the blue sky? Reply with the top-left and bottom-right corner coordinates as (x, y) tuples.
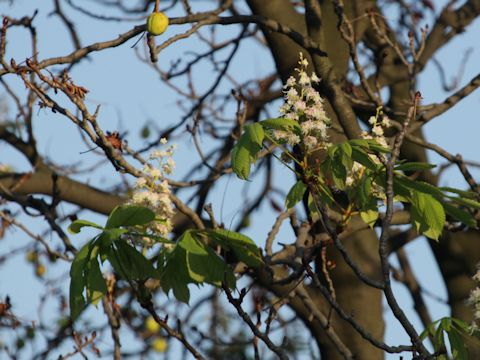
(1, 1), (479, 358)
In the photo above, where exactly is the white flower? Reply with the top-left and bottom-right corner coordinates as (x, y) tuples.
(368, 116), (377, 125)
(149, 168), (162, 178)
(286, 88), (299, 102)
(128, 142), (177, 246)
(284, 76), (296, 88)
(468, 288), (480, 304)
(304, 135), (318, 149)
(135, 177), (148, 188)
(286, 133), (301, 146)
(381, 116), (391, 127)
(473, 270), (480, 283)
(160, 137), (168, 144)
(299, 53), (309, 67)
(372, 126), (384, 137)
(298, 71), (310, 86)
(311, 72), (320, 83)
(294, 100), (306, 112)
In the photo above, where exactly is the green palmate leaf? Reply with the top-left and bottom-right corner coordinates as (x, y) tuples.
(339, 141), (352, 158)
(410, 191), (446, 240)
(447, 195), (480, 210)
(327, 143), (338, 160)
(285, 180), (307, 208)
(68, 220), (103, 234)
(395, 176), (444, 198)
(97, 228), (128, 248)
(260, 117), (301, 132)
(127, 232), (172, 244)
(340, 147), (354, 170)
(315, 179), (335, 204)
(357, 176), (372, 208)
(331, 158), (347, 190)
(351, 147), (380, 171)
(442, 202), (477, 228)
(394, 162), (436, 172)
(441, 187), (479, 199)
(180, 233), (235, 288)
(105, 205), (155, 229)
(363, 139), (391, 153)
(205, 229), (262, 268)
(447, 327), (469, 360)
(108, 240), (157, 280)
(69, 242), (92, 320)
(245, 123), (264, 148)
(360, 210), (379, 229)
(231, 142), (252, 180)
(159, 237), (193, 303)
(86, 257), (107, 306)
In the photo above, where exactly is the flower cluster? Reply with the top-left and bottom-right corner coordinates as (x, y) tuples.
(273, 53), (331, 151)
(362, 113), (391, 149)
(129, 139), (176, 244)
(468, 267), (480, 331)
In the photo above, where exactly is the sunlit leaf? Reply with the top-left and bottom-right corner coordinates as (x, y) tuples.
(105, 205), (155, 229)
(395, 162), (436, 172)
(68, 220), (103, 234)
(410, 191), (445, 240)
(285, 180), (307, 208)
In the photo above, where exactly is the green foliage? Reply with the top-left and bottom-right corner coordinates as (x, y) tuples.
(204, 228), (263, 268)
(68, 219), (103, 234)
(105, 205), (156, 229)
(421, 317), (472, 360)
(231, 118), (301, 180)
(285, 180), (307, 209)
(410, 192), (446, 240)
(231, 120), (479, 241)
(68, 206), (263, 317)
(231, 123), (264, 180)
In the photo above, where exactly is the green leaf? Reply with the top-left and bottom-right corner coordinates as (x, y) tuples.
(285, 180), (307, 208)
(395, 176), (444, 198)
(395, 162), (436, 172)
(440, 187), (479, 200)
(245, 123), (264, 148)
(69, 242), (91, 320)
(68, 220), (103, 234)
(349, 139), (370, 148)
(159, 234), (194, 303)
(97, 228), (128, 248)
(410, 191), (446, 240)
(447, 327), (469, 360)
(331, 159), (347, 190)
(357, 176), (372, 208)
(260, 117), (301, 132)
(364, 139), (391, 153)
(351, 147), (380, 171)
(179, 234), (235, 288)
(105, 205), (155, 229)
(206, 229), (262, 268)
(86, 257), (107, 306)
(231, 142), (252, 180)
(442, 202), (477, 228)
(108, 240), (157, 280)
(360, 210), (378, 229)
(339, 141), (352, 158)
(447, 195), (480, 210)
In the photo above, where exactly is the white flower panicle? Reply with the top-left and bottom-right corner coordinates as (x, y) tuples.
(129, 139), (176, 243)
(468, 267), (480, 331)
(273, 53), (331, 151)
